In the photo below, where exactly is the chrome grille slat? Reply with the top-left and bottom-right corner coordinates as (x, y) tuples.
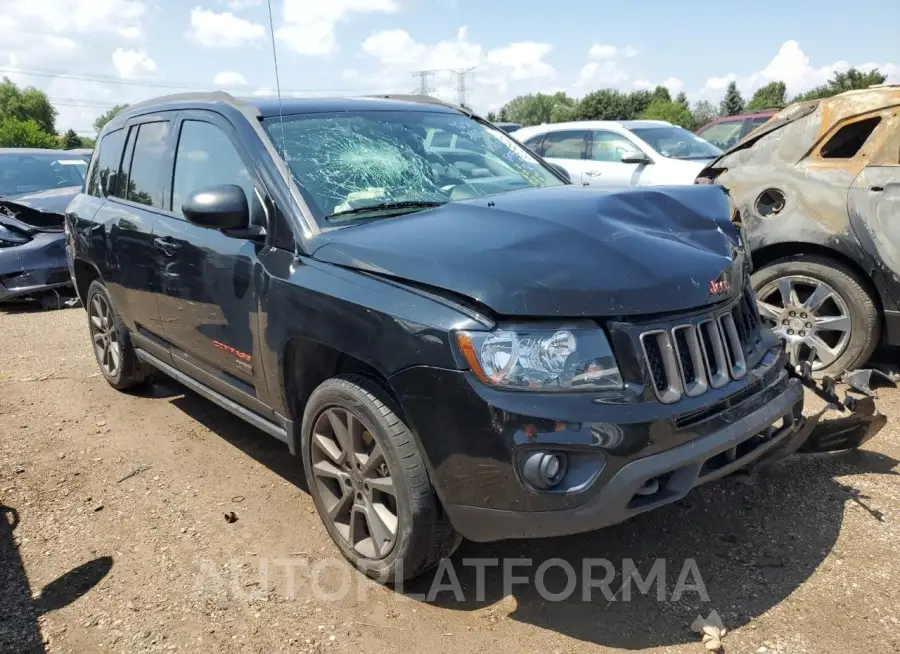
(639, 293), (759, 403)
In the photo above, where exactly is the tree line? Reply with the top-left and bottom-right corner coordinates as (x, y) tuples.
(487, 67), (889, 128)
(0, 77), (133, 150)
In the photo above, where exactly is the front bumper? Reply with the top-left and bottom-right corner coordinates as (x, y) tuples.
(0, 232), (71, 301)
(389, 341), (809, 542)
(445, 376), (804, 541)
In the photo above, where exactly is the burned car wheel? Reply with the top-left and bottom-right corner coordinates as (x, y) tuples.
(751, 256), (880, 374)
(300, 375), (460, 583)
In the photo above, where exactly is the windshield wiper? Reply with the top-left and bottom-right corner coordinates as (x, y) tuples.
(326, 200), (446, 220)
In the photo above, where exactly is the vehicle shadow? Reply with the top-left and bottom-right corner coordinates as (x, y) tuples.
(402, 449), (898, 650)
(155, 377), (897, 650)
(0, 504), (113, 653)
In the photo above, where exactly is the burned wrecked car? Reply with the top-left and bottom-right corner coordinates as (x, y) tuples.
(0, 149), (90, 307)
(697, 86), (900, 375)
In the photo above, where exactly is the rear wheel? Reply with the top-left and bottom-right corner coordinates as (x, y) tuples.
(301, 375), (459, 583)
(85, 280), (154, 390)
(751, 256), (880, 375)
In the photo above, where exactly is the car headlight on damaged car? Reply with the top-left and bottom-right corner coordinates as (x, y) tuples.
(456, 325), (623, 391)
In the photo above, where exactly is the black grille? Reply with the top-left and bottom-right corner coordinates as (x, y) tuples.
(639, 290), (761, 404)
(644, 336), (668, 392)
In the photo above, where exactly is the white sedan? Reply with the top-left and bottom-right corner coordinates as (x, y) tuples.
(511, 120), (722, 187)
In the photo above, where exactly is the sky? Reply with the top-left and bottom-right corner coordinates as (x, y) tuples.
(1, 0), (898, 134)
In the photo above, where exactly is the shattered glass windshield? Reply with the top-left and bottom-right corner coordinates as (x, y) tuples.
(262, 110), (563, 223)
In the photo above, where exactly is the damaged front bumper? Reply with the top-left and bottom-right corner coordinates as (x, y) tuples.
(0, 231), (72, 302)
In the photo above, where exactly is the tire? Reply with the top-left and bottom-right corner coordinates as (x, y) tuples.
(751, 255), (880, 375)
(85, 280), (154, 391)
(300, 374), (459, 583)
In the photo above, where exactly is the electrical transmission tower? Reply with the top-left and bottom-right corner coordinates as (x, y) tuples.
(452, 67), (475, 107)
(411, 70), (437, 95)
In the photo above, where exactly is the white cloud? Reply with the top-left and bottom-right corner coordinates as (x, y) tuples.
(632, 79), (653, 90)
(228, 0), (262, 8)
(342, 69), (360, 80)
(578, 60), (628, 86)
(700, 40), (900, 100)
(2, 0), (147, 39)
(662, 77), (683, 94)
(187, 7), (265, 48)
(361, 30), (426, 65)
(428, 27), (482, 70)
(278, 0), (398, 56)
(487, 42), (554, 80)
(588, 43), (639, 60)
(213, 70), (247, 86)
(112, 48), (157, 78)
(588, 44), (617, 59)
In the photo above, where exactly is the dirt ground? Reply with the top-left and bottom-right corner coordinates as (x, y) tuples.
(1, 304), (899, 654)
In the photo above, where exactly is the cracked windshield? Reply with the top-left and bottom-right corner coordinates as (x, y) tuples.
(262, 110), (562, 222)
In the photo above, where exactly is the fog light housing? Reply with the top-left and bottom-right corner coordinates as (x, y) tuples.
(522, 451), (568, 490)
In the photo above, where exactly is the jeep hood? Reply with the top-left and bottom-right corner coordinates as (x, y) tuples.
(311, 185), (746, 317)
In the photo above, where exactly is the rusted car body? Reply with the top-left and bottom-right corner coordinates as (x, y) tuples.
(698, 86), (900, 374)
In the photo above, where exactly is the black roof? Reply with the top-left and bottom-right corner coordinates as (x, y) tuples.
(113, 92), (463, 128)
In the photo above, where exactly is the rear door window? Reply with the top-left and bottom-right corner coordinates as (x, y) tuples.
(118, 121), (170, 208)
(819, 116), (882, 159)
(541, 130), (587, 159)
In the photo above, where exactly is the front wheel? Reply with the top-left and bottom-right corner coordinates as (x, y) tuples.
(300, 375), (460, 583)
(751, 256), (880, 375)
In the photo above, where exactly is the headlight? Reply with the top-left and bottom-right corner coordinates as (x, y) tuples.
(456, 325), (623, 391)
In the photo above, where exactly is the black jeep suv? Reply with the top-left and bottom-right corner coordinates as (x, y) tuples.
(66, 92), (847, 581)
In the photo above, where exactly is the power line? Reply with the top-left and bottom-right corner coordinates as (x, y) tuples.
(0, 65), (395, 96)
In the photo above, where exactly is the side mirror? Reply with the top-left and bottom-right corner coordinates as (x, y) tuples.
(621, 152), (652, 165)
(182, 185), (249, 230)
(549, 163), (572, 183)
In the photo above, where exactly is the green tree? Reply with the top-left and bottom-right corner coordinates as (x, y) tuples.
(691, 100), (718, 129)
(575, 89), (650, 121)
(486, 111), (498, 122)
(0, 77), (57, 134)
(651, 85), (671, 104)
(93, 103), (129, 134)
(62, 128), (83, 149)
(499, 92), (575, 126)
(746, 81), (787, 110)
(794, 67), (887, 101)
(720, 81), (745, 116)
(641, 99), (693, 128)
(0, 116), (60, 148)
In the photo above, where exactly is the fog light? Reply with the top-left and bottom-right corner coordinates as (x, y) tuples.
(523, 451), (568, 490)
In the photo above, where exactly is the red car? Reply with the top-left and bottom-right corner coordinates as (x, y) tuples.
(696, 109), (778, 150)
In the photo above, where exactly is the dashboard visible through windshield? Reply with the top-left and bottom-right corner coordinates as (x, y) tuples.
(262, 110), (563, 224)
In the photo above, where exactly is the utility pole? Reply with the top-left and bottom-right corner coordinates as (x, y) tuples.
(452, 67), (475, 107)
(411, 70), (436, 95)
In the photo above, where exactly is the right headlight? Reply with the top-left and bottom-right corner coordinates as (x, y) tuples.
(455, 325), (623, 392)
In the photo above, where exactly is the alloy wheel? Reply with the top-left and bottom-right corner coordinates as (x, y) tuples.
(756, 275), (852, 370)
(310, 407), (399, 559)
(89, 294), (121, 378)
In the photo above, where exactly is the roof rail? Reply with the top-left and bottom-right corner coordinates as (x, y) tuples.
(119, 90), (248, 116)
(363, 93), (476, 117)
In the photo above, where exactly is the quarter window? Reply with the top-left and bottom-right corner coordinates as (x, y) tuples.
(87, 129), (125, 198)
(541, 131), (587, 160)
(820, 117), (882, 159)
(121, 121), (169, 208)
(522, 134), (546, 155)
(171, 120), (253, 215)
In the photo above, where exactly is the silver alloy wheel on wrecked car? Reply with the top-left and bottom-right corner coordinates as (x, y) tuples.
(89, 293), (121, 378)
(756, 274), (852, 370)
(310, 407), (399, 559)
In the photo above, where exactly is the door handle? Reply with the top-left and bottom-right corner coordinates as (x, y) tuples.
(871, 186), (884, 192)
(584, 170), (602, 177)
(153, 237), (180, 256)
